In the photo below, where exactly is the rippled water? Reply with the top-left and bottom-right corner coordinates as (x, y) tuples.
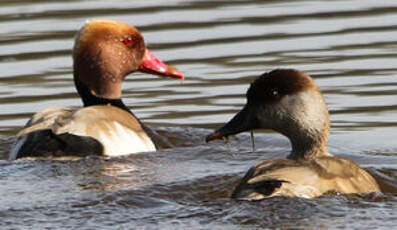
(1, 0), (397, 229)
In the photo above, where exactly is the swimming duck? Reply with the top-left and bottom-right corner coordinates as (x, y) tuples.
(206, 69), (380, 200)
(9, 19), (184, 160)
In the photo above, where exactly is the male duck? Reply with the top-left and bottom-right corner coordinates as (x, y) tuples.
(10, 19), (184, 160)
(206, 69), (380, 200)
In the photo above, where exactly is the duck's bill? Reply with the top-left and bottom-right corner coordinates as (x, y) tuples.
(139, 49), (184, 80)
(206, 105), (257, 142)
(206, 132), (225, 142)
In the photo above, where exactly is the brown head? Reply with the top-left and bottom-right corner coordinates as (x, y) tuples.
(206, 69), (330, 159)
(73, 19), (183, 101)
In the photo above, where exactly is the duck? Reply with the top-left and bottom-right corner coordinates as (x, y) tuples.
(206, 69), (380, 200)
(9, 19), (184, 160)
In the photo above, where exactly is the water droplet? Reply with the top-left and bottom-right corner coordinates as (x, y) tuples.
(111, 77), (116, 83)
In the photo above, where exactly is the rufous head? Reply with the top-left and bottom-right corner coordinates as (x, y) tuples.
(73, 19), (183, 99)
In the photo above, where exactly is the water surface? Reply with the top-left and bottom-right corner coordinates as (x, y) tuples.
(1, 0), (397, 229)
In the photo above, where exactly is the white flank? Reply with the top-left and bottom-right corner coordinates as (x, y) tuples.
(96, 122), (156, 156)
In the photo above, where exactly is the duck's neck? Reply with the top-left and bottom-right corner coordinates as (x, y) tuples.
(287, 136), (330, 160)
(74, 77), (133, 116)
(285, 125), (331, 160)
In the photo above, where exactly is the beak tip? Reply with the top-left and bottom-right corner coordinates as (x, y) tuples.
(167, 66), (184, 80)
(206, 132), (222, 143)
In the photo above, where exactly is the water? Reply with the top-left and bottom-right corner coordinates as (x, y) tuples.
(1, 0), (397, 229)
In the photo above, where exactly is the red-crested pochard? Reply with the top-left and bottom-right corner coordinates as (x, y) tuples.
(9, 19), (184, 160)
(206, 69), (380, 200)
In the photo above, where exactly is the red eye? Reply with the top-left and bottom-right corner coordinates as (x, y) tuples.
(123, 37), (133, 47)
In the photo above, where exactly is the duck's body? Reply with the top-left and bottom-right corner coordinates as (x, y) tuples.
(206, 69), (380, 200)
(10, 20), (183, 160)
(10, 106), (155, 159)
(232, 156), (379, 200)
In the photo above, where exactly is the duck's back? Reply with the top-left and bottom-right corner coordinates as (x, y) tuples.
(313, 156), (379, 194)
(10, 105), (155, 159)
(232, 156), (380, 200)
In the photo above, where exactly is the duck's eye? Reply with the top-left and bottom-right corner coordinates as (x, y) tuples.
(271, 89), (279, 97)
(122, 36), (134, 47)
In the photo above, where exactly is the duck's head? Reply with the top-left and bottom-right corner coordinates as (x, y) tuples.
(206, 69), (330, 159)
(73, 19), (183, 100)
